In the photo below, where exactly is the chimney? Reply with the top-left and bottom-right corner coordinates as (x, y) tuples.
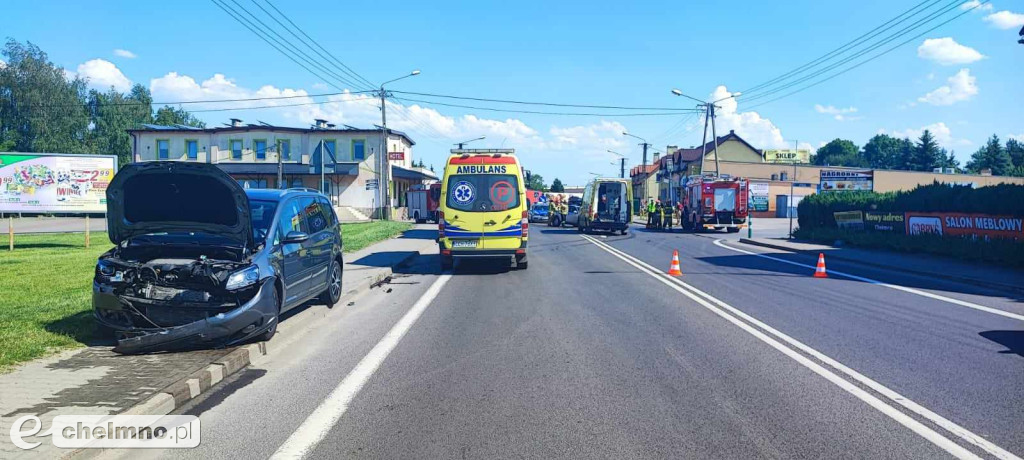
(653, 152), (661, 164)
(314, 118), (328, 129)
(730, 129), (735, 134)
(230, 118), (243, 127)
(326, 123), (336, 129)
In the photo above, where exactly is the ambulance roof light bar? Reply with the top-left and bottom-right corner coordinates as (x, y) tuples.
(450, 148), (515, 154)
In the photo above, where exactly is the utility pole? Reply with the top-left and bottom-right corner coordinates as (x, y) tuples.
(710, 104), (721, 177)
(379, 90), (390, 220)
(319, 139), (325, 195)
(789, 139), (797, 239)
(620, 157), (626, 179)
(277, 142), (283, 188)
(699, 104), (710, 176)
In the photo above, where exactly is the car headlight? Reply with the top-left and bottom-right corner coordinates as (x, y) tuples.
(97, 260), (116, 276)
(225, 265), (260, 290)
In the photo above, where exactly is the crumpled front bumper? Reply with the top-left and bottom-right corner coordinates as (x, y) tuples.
(93, 279), (277, 354)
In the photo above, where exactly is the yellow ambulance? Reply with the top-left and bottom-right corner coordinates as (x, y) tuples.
(438, 150), (529, 270)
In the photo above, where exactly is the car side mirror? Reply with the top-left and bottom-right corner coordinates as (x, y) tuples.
(282, 231), (309, 244)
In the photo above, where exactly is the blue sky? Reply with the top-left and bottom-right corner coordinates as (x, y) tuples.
(4, 0), (1022, 185)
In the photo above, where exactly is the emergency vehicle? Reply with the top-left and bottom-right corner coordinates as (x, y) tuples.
(438, 149), (529, 270)
(406, 183), (441, 223)
(681, 174), (748, 233)
(577, 178), (632, 234)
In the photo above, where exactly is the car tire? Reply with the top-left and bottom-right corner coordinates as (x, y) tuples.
(259, 285), (281, 342)
(516, 254), (528, 270)
(320, 260), (343, 306)
(620, 229), (628, 235)
(727, 227), (741, 233)
(440, 254), (454, 271)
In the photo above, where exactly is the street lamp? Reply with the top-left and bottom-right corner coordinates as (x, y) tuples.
(455, 136), (486, 149)
(378, 69), (420, 220)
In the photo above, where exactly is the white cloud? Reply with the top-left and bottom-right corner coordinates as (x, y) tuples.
(916, 38), (984, 65)
(0, 59), (5, 69)
(983, 10), (1024, 29)
(1009, 133), (1024, 142)
(883, 122), (972, 150)
(113, 49), (137, 59)
(960, 0), (993, 12)
(814, 104), (861, 121)
(918, 68), (978, 106)
(76, 59), (133, 92)
(710, 86), (790, 148)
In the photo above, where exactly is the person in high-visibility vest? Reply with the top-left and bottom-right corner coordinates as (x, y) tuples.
(646, 199), (656, 228)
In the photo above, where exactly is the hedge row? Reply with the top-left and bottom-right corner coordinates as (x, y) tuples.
(797, 182), (1024, 230)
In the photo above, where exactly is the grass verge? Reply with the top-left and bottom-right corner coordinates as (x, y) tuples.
(0, 221), (412, 371)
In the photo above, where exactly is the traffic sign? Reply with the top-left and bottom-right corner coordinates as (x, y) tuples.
(365, 179), (379, 190)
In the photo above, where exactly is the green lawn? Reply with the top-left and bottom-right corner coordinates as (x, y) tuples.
(0, 221), (412, 371)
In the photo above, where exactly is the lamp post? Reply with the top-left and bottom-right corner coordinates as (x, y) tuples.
(607, 149), (626, 178)
(378, 70), (420, 219)
(455, 136), (486, 149)
(670, 88), (741, 178)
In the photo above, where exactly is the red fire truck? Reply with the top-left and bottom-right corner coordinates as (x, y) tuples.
(681, 174), (749, 233)
(406, 183), (442, 223)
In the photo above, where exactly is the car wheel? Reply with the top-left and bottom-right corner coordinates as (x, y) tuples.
(440, 254), (454, 271)
(259, 285), (281, 342)
(620, 229), (628, 235)
(516, 254), (528, 270)
(320, 260), (342, 306)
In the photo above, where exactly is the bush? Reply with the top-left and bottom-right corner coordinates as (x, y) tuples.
(798, 182), (1024, 230)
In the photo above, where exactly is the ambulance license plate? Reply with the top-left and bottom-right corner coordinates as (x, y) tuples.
(451, 239), (478, 248)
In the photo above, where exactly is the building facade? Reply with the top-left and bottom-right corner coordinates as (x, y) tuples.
(128, 119), (435, 217)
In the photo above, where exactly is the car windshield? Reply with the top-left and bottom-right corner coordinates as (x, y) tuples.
(250, 199), (278, 243)
(445, 174), (520, 212)
(532, 204), (547, 211)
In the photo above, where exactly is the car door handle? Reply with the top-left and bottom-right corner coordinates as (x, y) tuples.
(484, 220), (497, 226)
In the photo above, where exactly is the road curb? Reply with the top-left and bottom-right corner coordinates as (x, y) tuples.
(60, 247), (424, 460)
(736, 238), (1024, 295)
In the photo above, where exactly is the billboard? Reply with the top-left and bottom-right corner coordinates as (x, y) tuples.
(820, 169), (873, 192)
(905, 212), (1023, 240)
(749, 182), (770, 212)
(0, 153), (117, 213)
(764, 149), (810, 164)
(833, 211), (864, 230)
(864, 212), (905, 233)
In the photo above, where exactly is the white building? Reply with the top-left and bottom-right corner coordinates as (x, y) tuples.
(128, 119), (436, 218)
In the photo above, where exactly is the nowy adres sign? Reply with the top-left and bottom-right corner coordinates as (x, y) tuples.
(0, 153), (117, 213)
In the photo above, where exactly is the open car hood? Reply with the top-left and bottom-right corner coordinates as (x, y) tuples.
(106, 162), (254, 250)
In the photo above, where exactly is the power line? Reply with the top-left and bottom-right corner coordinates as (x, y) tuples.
(395, 96), (700, 116)
(743, 0), (987, 110)
(390, 90), (699, 112)
(741, 0), (942, 96)
(216, 0), (368, 91)
(251, 0), (377, 91)
(740, 0), (965, 104)
(259, 0), (378, 90)
(20, 90), (376, 109)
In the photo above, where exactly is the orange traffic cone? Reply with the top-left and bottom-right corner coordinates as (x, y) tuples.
(667, 250), (683, 276)
(813, 253), (828, 278)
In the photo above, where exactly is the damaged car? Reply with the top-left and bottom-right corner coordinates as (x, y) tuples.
(94, 162), (344, 354)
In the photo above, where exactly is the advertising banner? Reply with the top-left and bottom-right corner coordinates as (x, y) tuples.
(764, 149), (810, 164)
(905, 212), (1024, 240)
(749, 182), (770, 212)
(833, 211), (864, 230)
(0, 153), (117, 213)
(820, 169), (873, 192)
(864, 212), (905, 233)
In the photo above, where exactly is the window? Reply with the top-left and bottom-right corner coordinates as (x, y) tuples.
(277, 199), (304, 241)
(249, 199), (278, 243)
(300, 196), (328, 234)
(236, 179), (267, 189)
(446, 174), (521, 212)
(278, 139), (291, 161)
(254, 139), (267, 160)
(352, 139), (365, 161)
(185, 140), (198, 160)
(317, 197), (337, 226)
(230, 139), (243, 159)
(157, 139), (169, 160)
(290, 178), (304, 188)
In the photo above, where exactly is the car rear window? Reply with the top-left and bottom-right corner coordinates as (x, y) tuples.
(446, 174), (520, 212)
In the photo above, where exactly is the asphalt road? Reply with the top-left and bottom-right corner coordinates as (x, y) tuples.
(107, 224), (1024, 460)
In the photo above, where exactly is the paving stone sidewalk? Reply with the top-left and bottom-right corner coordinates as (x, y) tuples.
(0, 225), (437, 459)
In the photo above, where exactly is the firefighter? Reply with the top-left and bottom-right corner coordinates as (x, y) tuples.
(656, 199), (665, 230)
(558, 199), (569, 227)
(663, 201), (674, 231)
(547, 198), (557, 227)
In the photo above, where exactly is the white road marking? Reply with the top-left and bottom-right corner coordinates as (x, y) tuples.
(713, 239), (1024, 323)
(271, 274), (453, 459)
(582, 234), (1020, 460)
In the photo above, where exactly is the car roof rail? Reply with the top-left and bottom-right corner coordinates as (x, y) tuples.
(287, 187), (321, 193)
